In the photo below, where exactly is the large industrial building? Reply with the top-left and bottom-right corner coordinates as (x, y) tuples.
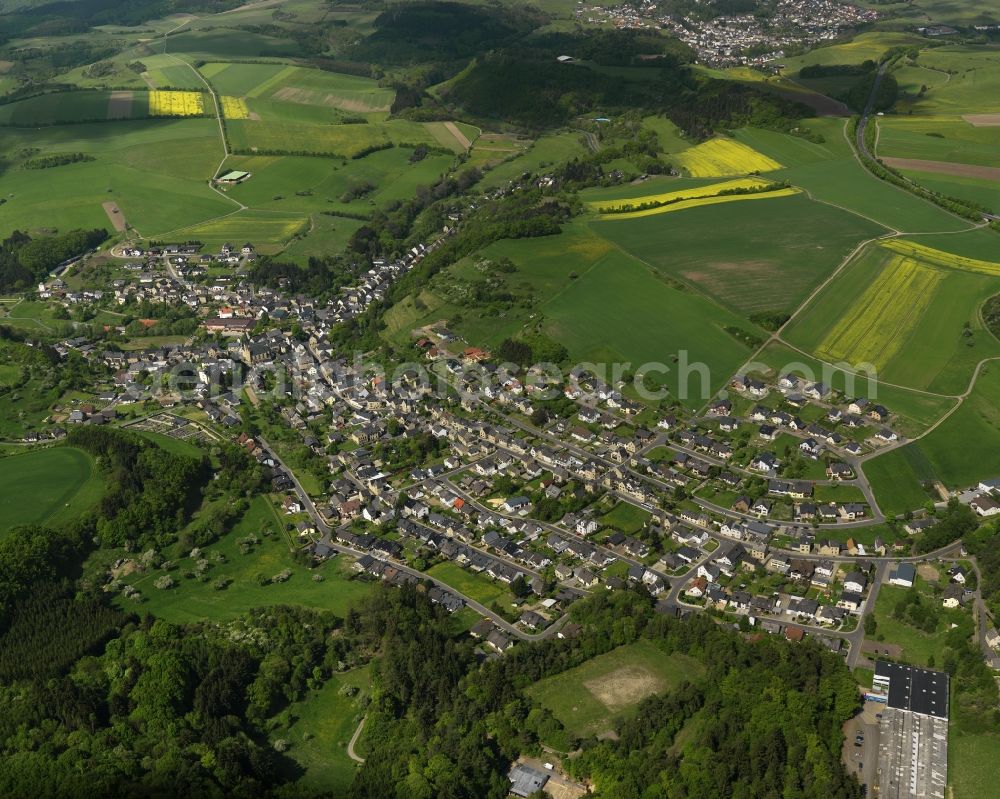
(873, 661), (949, 799)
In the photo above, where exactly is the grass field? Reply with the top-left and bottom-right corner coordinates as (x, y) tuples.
(0, 447), (103, 533)
(897, 170), (1000, 213)
(863, 448), (936, 518)
(426, 560), (514, 608)
(113, 495), (373, 621)
(871, 578), (973, 667)
(541, 247), (757, 406)
(786, 239), (1000, 393)
(163, 210), (309, 254)
(814, 253), (944, 369)
(0, 118), (232, 235)
(0, 90), (125, 125)
(951, 729), (1000, 799)
(279, 665), (372, 794)
(674, 137), (782, 176)
(526, 639), (704, 740)
(899, 46), (1000, 115)
(599, 502), (651, 534)
(591, 193), (885, 316)
(226, 118), (439, 158)
(876, 116), (1000, 169)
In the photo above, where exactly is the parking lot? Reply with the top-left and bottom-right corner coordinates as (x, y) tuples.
(842, 700), (882, 792)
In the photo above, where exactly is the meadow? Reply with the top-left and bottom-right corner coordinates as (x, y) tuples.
(0, 447), (103, 533)
(0, 118), (232, 235)
(599, 501), (651, 534)
(162, 210), (309, 254)
(875, 116), (1000, 169)
(112, 494), (373, 622)
(871, 578), (973, 666)
(862, 448), (936, 518)
(525, 639), (704, 741)
(788, 242), (1000, 395)
(278, 665), (372, 794)
(426, 561), (515, 608)
(541, 248), (758, 406)
(226, 118), (442, 158)
(591, 193), (885, 315)
(752, 341), (958, 437)
(900, 46), (1000, 115)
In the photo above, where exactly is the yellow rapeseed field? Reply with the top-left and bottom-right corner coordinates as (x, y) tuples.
(675, 138), (782, 177)
(816, 254), (943, 368)
(588, 177), (770, 212)
(598, 187), (799, 220)
(220, 96), (250, 119)
(148, 90), (204, 117)
(879, 239), (1000, 277)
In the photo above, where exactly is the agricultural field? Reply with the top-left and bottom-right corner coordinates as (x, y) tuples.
(0, 118), (233, 235)
(898, 46), (1000, 115)
(147, 90), (204, 116)
(875, 116), (1000, 169)
(226, 118), (441, 158)
(200, 61), (395, 118)
(0, 90), (129, 125)
(674, 137), (782, 176)
(162, 210), (309, 255)
(863, 448), (937, 518)
(588, 176), (798, 218)
(785, 238), (1000, 395)
(951, 729), (1000, 799)
(777, 31), (925, 73)
(220, 96), (250, 119)
(525, 640), (704, 740)
(108, 495), (373, 622)
(0, 447), (103, 533)
(591, 193), (885, 316)
(541, 248), (759, 406)
(752, 340), (958, 438)
(896, 170), (1000, 213)
(814, 254), (943, 369)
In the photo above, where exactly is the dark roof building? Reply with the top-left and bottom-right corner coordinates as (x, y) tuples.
(508, 763), (549, 797)
(874, 661), (949, 718)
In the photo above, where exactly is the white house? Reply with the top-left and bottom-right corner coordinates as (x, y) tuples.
(888, 563), (915, 588)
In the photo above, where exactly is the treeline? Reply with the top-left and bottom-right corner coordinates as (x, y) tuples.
(21, 152), (94, 169)
(66, 426), (210, 548)
(847, 71), (897, 113)
(0, 228), (108, 291)
(799, 61), (876, 78)
(914, 499), (980, 553)
(983, 294), (1000, 340)
(852, 118), (994, 221)
(351, 589), (862, 798)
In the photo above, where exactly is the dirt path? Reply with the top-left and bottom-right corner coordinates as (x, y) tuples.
(443, 121), (473, 151)
(346, 716), (366, 764)
(880, 157), (1000, 182)
(102, 201), (127, 232)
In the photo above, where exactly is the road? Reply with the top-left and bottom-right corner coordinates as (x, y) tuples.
(257, 436), (568, 642)
(346, 716), (366, 764)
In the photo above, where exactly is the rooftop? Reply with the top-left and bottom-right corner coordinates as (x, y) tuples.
(874, 661), (949, 719)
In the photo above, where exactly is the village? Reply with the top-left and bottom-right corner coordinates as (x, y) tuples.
(31, 238), (1000, 678)
(576, 0), (879, 66)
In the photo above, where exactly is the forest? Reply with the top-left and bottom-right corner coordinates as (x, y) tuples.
(0, 228), (108, 292)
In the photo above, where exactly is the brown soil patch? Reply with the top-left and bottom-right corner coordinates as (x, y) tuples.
(111, 559), (139, 578)
(917, 563), (940, 582)
(444, 120), (473, 150)
(584, 665), (664, 712)
(881, 157), (1000, 182)
(272, 85), (390, 114)
(107, 90), (133, 120)
(103, 201), (126, 232)
(962, 114), (1000, 127)
(247, 111), (261, 121)
(140, 72), (157, 90)
(862, 640), (902, 658)
(0, 60), (14, 73)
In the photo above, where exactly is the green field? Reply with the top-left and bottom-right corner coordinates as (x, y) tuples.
(0, 118), (232, 235)
(951, 729), (1000, 799)
(590, 193), (885, 315)
(526, 639), (704, 740)
(113, 495), (373, 621)
(865, 365), (1000, 503)
(599, 502), (651, 534)
(862, 449), (937, 518)
(784, 241), (1000, 394)
(0, 447), (103, 533)
(876, 116), (1000, 168)
(279, 665), (372, 794)
(899, 46), (1000, 115)
(426, 560), (515, 608)
(162, 210), (309, 254)
(871, 578), (973, 667)
(226, 119), (440, 158)
(542, 247), (756, 406)
(753, 341), (957, 437)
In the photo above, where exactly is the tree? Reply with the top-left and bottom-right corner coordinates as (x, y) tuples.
(510, 575), (530, 598)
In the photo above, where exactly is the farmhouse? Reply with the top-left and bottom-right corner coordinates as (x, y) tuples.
(216, 170), (251, 184)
